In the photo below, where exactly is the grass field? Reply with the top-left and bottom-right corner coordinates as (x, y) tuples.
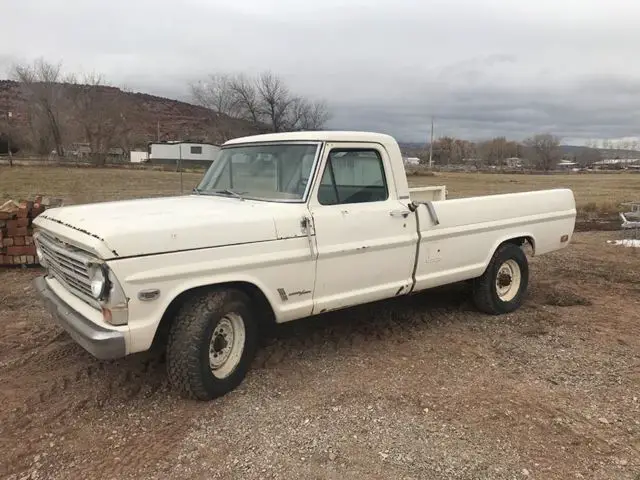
(0, 166), (204, 204)
(1, 166), (639, 215)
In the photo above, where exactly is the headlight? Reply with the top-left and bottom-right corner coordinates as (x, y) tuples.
(91, 263), (129, 326)
(88, 264), (109, 300)
(35, 244), (47, 267)
(104, 268), (129, 326)
(33, 232), (47, 268)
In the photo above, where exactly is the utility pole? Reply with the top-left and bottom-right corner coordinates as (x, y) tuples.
(428, 116), (434, 168)
(179, 143), (183, 194)
(157, 120), (160, 142)
(7, 112), (13, 167)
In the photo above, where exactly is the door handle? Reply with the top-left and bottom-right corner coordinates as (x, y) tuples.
(390, 209), (411, 218)
(301, 216), (315, 259)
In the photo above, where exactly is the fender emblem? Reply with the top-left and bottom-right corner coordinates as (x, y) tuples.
(138, 289), (160, 301)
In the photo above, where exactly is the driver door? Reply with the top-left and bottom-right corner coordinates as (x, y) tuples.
(308, 142), (417, 313)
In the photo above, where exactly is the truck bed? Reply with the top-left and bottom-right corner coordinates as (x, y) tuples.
(410, 188), (576, 292)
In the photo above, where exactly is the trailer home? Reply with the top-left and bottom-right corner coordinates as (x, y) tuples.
(148, 142), (220, 167)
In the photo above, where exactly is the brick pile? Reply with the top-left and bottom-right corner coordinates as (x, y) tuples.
(0, 196), (63, 266)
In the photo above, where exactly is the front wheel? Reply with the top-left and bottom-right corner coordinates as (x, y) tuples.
(166, 288), (258, 400)
(472, 243), (529, 315)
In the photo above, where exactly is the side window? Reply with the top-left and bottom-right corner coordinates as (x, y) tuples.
(190, 146), (202, 154)
(318, 148), (388, 205)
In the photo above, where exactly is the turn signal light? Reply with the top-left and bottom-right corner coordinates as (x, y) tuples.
(102, 307), (112, 324)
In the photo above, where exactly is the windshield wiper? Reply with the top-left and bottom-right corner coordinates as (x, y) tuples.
(211, 188), (245, 200)
(192, 187), (202, 195)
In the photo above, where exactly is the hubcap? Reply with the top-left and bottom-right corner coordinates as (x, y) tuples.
(209, 313), (246, 379)
(495, 259), (522, 302)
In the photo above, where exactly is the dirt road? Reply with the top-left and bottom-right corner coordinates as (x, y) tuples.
(1, 232), (639, 479)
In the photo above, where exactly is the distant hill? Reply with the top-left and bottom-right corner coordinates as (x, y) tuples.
(559, 144), (640, 159)
(0, 80), (258, 154)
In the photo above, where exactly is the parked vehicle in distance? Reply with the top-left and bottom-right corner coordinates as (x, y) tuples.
(32, 131), (577, 400)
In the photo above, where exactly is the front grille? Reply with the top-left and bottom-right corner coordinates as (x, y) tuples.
(35, 231), (100, 309)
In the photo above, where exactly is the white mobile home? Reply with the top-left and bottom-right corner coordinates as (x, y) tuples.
(130, 151), (148, 163)
(148, 142), (221, 167)
(402, 156), (420, 166)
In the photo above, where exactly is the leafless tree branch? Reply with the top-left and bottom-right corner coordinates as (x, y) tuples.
(11, 58), (69, 156)
(524, 133), (562, 171)
(190, 70), (330, 135)
(67, 73), (128, 165)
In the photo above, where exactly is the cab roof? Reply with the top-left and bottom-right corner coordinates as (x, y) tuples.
(223, 130), (397, 146)
(221, 130), (410, 200)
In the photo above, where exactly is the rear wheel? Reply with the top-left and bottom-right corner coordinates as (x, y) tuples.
(166, 288), (258, 400)
(472, 243), (529, 314)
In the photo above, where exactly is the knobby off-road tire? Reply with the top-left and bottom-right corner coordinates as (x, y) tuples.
(166, 288), (258, 400)
(472, 242), (529, 315)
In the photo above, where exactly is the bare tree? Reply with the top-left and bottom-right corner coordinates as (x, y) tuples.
(68, 73), (128, 165)
(191, 71), (330, 135)
(255, 71), (293, 132)
(291, 97), (330, 130)
(432, 136), (453, 165)
(453, 138), (474, 165)
(227, 74), (262, 127)
(476, 137), (520, 168)
(11, 58), (69, 157)
(523, 133), (561, 171)
(189, 74), (243, 141)
(0, 113), (20, 166)
(190, 74), (239, 117)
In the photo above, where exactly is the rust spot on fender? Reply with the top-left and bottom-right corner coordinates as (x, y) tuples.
(39, 214), (105, 242)
(39, 214), (120, 257)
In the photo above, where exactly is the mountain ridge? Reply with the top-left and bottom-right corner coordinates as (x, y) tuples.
(0, 79), (257, 153)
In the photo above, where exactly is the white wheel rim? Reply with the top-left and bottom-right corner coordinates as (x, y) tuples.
(209, 313), (246, 379)
(495, 259), (521, 302)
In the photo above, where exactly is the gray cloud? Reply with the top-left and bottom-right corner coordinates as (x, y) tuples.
(3, 0), (640, 143)
(332, 76), (640, 142)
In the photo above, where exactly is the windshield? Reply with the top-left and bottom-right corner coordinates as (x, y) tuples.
(196, 143), (320, 202)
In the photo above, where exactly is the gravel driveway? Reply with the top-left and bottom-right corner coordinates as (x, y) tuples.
(1, 232), (639, 480)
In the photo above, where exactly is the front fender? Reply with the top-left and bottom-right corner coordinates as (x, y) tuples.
(107, 238), (316, 354)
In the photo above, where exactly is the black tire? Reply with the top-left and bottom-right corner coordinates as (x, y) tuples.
(166, 288), (258, 400)
(472, 242), (529, 315)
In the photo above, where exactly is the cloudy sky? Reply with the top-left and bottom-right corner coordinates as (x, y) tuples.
(3, 0), (640, 144)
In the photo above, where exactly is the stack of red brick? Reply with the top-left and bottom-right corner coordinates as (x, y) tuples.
(0, 196), (61, 266)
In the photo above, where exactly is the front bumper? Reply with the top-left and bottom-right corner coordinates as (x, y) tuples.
(33, 276), (126, 360)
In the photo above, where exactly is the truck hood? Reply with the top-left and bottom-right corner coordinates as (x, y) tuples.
(33, 195), (300, 259)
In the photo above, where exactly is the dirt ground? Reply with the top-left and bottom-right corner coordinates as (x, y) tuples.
(1, 231), (639, 480)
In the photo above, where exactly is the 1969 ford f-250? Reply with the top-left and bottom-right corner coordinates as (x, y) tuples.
(32, 131), (576, 400)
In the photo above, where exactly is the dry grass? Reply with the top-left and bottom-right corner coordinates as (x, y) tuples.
(2, 166), (639, 216)
(0, 166), (204, 204)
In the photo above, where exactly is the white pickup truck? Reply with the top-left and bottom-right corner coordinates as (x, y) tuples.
(32, 131), (576, 400)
